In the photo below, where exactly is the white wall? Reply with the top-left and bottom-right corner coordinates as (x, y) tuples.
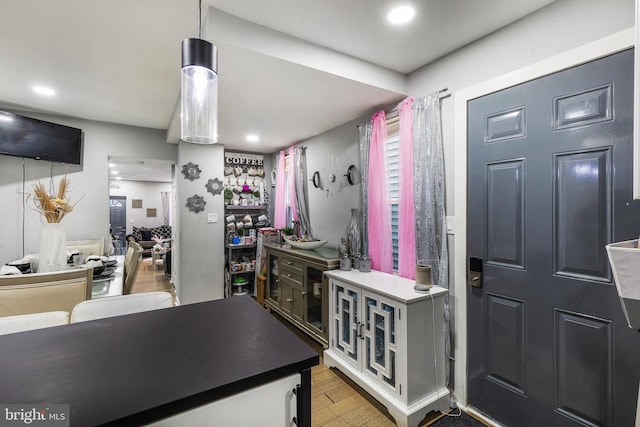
(109, 180), (172, 234)
(0, 111), (177, 262)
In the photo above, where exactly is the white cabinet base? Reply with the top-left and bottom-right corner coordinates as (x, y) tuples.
(324, 350), (450, 427)
(147, 373), (300, 426)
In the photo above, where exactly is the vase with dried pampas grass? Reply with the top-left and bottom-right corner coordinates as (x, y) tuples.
(31, 174), (80, 272)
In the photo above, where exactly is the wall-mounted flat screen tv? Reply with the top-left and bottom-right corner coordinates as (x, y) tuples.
(0, 111), (82, 165)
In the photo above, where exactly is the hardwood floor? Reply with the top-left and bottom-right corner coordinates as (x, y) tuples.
(270, 312), (451, 427)
(130, 264), (454, 426)
(130, 256), (176, 297)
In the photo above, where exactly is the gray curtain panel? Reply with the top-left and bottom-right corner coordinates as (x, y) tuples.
(293, 146), (314, 239)
(358, 120), (372, 258)
(413, 92), (450, 385)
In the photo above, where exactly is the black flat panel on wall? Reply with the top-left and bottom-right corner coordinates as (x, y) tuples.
(554, 149), (611, 281)
(554, 310), (613, 426)
(485, 293), (526, 394)
(486, 160), (525, 269)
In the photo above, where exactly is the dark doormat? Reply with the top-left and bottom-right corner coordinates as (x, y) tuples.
(429, 410), (488, 426)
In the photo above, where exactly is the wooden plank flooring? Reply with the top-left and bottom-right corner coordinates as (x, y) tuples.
(132, 262), (452, 426)
(272, 312), (449, 427)
(130, 256), (176, 297)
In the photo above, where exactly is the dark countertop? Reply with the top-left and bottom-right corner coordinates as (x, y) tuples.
(0, 296), (318, 426)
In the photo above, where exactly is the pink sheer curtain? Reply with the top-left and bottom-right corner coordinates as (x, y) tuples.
(398, 97), (415, 279)
(368, 110), (393, 273)
(273, 150), (287, 229)
(287, 146), (299, 224)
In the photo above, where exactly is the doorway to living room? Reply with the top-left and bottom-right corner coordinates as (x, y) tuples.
(107, 156), (176, 273)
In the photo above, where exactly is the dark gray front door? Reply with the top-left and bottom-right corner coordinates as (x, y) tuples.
(468, 49), (640, 426)
(109, 196), (126, 254)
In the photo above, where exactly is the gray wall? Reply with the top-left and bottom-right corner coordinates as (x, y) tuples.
(176, 142), (225, 303)
(408, 0), (635, 219)
(300, 115), (365, 247)
(0, 111), (177, 263)
(286, 0), (635, 399)
(295, 0), (635, 282)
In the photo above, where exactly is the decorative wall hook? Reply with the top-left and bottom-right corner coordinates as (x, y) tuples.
(311, 171), (321, 189)
(345, 165), (360, 185)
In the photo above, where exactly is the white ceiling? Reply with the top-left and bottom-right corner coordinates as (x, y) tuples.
(0, 0), (554, 182)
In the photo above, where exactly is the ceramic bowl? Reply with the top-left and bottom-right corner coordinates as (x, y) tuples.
(284, 237), (328, 250)
(7, 261), (31, 273)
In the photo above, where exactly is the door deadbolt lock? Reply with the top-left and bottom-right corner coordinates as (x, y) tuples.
(469, 256), (483, 288)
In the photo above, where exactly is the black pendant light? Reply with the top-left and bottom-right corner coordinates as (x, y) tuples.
(181, 0), (218, 144)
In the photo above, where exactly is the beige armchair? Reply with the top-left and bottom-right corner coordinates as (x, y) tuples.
(66, 238), (105, 257)
(123, 242), (143, 295)
(0, 311), (70, 334)
(0, 268), (92, 317)
(70, 291), (175, 323)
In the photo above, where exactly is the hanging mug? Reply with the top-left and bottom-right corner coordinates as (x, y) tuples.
(248, 166), (257, 176)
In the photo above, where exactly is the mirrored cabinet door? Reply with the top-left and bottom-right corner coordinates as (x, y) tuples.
(333, 282), (360, 366)
(363, 294), (397, 393)
(306, 266), (324, 335)
(268, 253), (280, 304)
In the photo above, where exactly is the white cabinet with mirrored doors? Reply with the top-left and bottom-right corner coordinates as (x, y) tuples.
(324, 270), (450, 427)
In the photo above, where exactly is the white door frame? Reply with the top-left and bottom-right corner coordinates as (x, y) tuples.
(452, 28), (634, 409)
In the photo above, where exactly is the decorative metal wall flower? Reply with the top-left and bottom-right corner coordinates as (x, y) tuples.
(181, 162), (201, 181)
(205, 177), (224, 196)
(186, 194), (206, 213)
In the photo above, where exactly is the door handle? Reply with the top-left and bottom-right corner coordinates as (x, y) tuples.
(292, 384), (302, 426)
(469, 256), (483, 288)
(356, 321), (364, 339)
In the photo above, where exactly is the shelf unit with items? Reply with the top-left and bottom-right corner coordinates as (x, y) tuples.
(264, 243), (339, 346)
(224, 205), (268, 298)
(324, 270), (450, 427)
(225, 243), (257, 297)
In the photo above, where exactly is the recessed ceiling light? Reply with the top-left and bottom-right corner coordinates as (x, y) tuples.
(111, 170), (119, 175)
(32, 86), (56, 96)
(115, 176), (122, 181)
(108, 163), (115, 168)
(246, 134), (260, 143)
(387, 5), (415, 25)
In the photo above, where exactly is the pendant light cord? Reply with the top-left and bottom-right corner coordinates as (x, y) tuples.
(198, 0), (202, 38)
(22, 158), (26, 258)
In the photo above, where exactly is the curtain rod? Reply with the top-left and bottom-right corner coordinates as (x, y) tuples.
(356, 87), (449, 127)
(386, 88), (449, 119)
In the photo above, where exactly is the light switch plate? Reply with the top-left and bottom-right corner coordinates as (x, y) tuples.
(446, 216), (455, 234)
(207, 213), (218, 223)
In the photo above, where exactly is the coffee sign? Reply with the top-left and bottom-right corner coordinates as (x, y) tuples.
(224, 152), (265, 177)
(225, 152), (264, 167)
